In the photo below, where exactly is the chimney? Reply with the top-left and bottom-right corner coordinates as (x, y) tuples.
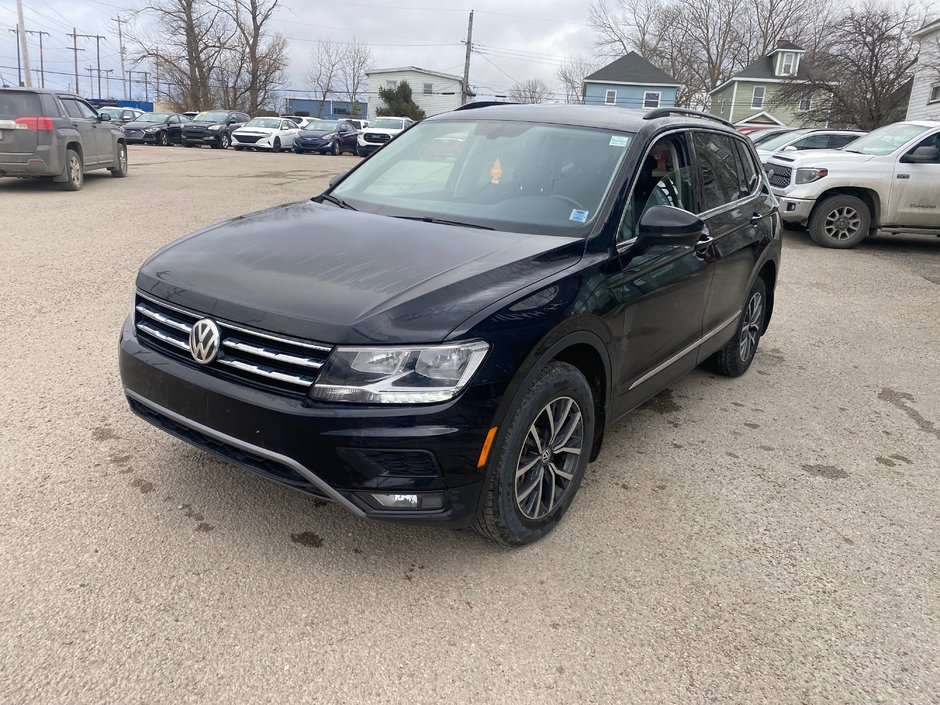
(776, 38), (790, 48)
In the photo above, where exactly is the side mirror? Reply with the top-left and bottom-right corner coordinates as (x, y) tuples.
(99, 113), (112, 122)
(782, 145), (797, 152)
(900, 145), (939, 164)
(329, 172), (347, 188)
(637, 206), (705, 247)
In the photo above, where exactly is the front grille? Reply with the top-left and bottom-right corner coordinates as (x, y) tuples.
(234, 134), (262, 144)
(134, 292), (333, 395)
(364, 132), (390, 143)
(125, 130), (143, 138)
(767, 164), (792, 188)
(128, 398), (327, 497)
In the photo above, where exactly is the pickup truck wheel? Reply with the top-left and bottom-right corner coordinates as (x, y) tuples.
(472, 361), (594, 546)
(704, 277), (767, 377)
(109, 143), (128, 178)
(808, 195), (870, 249)
(60, 148), (83, 191)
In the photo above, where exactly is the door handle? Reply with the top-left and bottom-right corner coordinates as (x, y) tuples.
(750, 211), (768, 223)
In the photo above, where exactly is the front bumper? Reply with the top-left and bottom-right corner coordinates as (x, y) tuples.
(183, 131), (222, 145)
(774, 195), (816, 224)
(118, 315), (497, 526)
(294, 139), (331, 152)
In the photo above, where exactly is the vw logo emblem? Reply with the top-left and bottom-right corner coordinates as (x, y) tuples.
(189, 318), (221, 364)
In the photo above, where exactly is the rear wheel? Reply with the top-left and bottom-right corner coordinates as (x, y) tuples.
(808, 195), (870, 249)
(704, 277), (767, 377)
(109, 143), (128, 178)
(473, 361), (594, 546)
(61, 148), (83, 191)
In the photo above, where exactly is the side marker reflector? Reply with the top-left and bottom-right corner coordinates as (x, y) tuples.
(477, 427), (498, 469)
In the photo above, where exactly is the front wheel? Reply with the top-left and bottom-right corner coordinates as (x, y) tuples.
(272, 137), (281, 153)
(216, 133), (230, 150)
(109, 143), (128, 178)
(183, 141), (194, 148)
(330, 140), (340, 156)
(704, 277), (767, 377)
(808, 195), (871, 249)
(473, 361), (594, 546)
(158, 131), (170, 147)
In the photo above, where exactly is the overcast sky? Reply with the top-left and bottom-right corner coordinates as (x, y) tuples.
(0, 0), (599, 102)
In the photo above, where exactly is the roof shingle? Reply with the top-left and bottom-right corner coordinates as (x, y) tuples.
(583, 52), (681, 86)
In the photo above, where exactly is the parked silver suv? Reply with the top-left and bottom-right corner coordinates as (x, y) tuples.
(0, 87), (128, 190)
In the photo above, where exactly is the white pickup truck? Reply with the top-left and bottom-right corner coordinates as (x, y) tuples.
(765, 121), (940, 248)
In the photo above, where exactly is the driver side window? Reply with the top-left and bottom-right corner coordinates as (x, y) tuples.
(618, 134), (696, 243)
(906, 133), (940, 163)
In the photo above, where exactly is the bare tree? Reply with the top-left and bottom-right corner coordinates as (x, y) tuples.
(224, 0), (288, 113)
(339, 38), (372, 116)
(306, 40), (344, 117)
(508, 78), (552, 104)
(775, 2), (924, 129)
(556, 56), (600, 103)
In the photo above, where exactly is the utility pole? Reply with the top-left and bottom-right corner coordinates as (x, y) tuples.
(88, 67), (114, 99)
(92, 35), (105, 101)
(67, 29), (85, 95)
(15, 0), (32, 87)
(72, 31), (105, 98)
(461, 10), (474, 105)
(8, 29), (21, 86)
(128, 70), (150, 102)
(112, 15), (127, 100)
(25, 30), (49, 88)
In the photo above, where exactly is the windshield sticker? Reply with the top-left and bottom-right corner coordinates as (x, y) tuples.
(609, 135), (629, 147)
(490, 157), (502, 184)
(569, 209), (589, 223)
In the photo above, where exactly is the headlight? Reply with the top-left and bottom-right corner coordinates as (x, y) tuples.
(321, 133), (335, 139)
(795, 167), (828, 184)
(144, 126), (159, 133)
(208, 124), (223, 131)
(311, 341), (489, 404)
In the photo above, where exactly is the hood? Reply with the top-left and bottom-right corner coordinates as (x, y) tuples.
(364, 127), (402, 135)
(234, 126), (275, 134)
(123, 120), (165, 130)
(765, 149), (877, 167)
(136, 201), (584, 345)
(299, 129), (334, 137)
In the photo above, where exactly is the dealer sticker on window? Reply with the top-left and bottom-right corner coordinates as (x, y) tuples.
(609, 135), (629, 147)
(569, 209), (589, 223)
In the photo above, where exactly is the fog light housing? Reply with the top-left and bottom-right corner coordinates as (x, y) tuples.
(366, 492), (445, 511)
(786, 202), (796, 212)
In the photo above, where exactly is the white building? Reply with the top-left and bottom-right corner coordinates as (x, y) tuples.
(366, 66), (464, 119)
(906, 18), (940, 121)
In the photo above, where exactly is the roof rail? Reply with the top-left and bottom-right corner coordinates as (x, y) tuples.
(643, 108), (735, 129)
(453, 100), (517, 111)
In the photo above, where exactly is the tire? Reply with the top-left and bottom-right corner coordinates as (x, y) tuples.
(808, 195), (871, 249)
(472, 361), (595, 546)
(158, 131), (170, 147)
(272, 137), (281, 153)
(354, 145), (361, 157)
(109, 143), (128, 178)
(233, 146), (244, 151)
(60, 148), (83, 191)
(704, 277), (767, 377)
(330, 140), (339, 156)
(183, 141), (194, 148)
(293, 147), (304, 154)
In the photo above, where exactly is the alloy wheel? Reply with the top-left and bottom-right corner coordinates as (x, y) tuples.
(514, 397), (584, 520)
(738, 291), (763, 362)
(69, 154), (82, 185)
(823, 206), (861, 241)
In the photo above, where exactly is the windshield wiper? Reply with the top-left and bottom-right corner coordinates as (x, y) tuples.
(319, 193), (357, 211)
(391, 215), (494, 230)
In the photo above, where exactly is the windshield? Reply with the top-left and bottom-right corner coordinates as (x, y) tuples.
(304, 120), (338, 131)
(844, 124), (932, 155)
(99, 107), (122, 117)
(750, 129), (791, 145)
(137, 112), (170, 123)
(371, 118), (404, 130)
(331, 119), (633, 236)
(195, 111), (229, 123)
(244, 118), (281, 129)
(758, 129), (811, 151)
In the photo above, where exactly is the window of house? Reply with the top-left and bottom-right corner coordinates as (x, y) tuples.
(692, 132), (744, 211)
(605, 89), (617, 105)
(423, 83), (433, 95)
(643, 91), (661, 109)
(386, 80), (396, 89)
(782, 53), (794, 75)
(799, 93), (812, 111)
(930, 85), (940, 103)
(751, 86), (765, 109)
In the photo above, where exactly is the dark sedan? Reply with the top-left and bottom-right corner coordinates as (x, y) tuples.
(293, 119), (359, 155)
(122, 112), (187, 146)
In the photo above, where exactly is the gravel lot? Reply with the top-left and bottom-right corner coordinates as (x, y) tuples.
(1, 146), (938, 704)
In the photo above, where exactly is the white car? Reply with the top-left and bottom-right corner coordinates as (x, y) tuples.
(358, 116), (415, 155)
(231, 117), (302, 152)
(754, 128), (865, 163)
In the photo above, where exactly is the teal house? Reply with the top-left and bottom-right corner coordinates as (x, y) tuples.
(582, 52), (681, 109)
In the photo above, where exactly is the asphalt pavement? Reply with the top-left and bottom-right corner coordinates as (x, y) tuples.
(0, 146), (937, 704)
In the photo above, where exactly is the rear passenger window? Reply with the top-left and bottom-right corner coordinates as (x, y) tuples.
(692, 132), (742, 211)
(733, 140), (760, 195)
(61, 99), (85, 120)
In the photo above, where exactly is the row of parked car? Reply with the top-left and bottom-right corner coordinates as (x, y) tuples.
(116, 108), (415, 157)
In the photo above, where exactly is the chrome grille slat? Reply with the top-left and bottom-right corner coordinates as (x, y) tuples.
(136, 304), (193, 334)
(133, 292), (332, 394)
(222, 339), (324, 369)
(216, 358), (316, 386)
(137, 321), (190, 351)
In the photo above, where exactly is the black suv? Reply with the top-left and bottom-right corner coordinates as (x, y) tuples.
(120, 105), (780, 545)
(181, 109), (250, 149)
(0, 87), (128, 190)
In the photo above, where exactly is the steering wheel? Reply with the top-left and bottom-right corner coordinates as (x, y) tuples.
(548, 194), (586, 212)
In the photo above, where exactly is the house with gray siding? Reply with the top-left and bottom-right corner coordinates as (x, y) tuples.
(366, 67), (464, 119)
(582, 52), (680, 109)
(906, 18), (940, 121)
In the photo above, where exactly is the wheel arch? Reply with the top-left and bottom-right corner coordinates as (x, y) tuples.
(756, 259), (777, 333)
(813, 187), (880, 227)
